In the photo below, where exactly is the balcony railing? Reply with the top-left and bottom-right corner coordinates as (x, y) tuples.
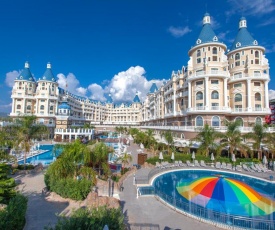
(188, 70), (229, 80)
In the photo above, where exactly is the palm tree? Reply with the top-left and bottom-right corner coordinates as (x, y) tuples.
(218, 120), (248, 158)
(13, 115), (48, 167)
(161, 130), (174, 154)
(118, 152), (132, 174)
(193, 124), (219, 156)
(264, 132), (275, 159)
(244, 123), (269, 159)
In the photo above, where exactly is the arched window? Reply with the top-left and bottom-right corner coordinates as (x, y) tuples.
(255, 93), (261, 101)
(235, 94), (242, 102)
(26, 105), (31, 110)
(255, 51), (259, 58)
(196, 116), (203, 126)
(40, 105), (44, 110)
(211, 91), (219, 99)
(235, 117), (244, 126)
(212, 116), (220, 127)
(196, 91), (203, 100)
(212, 47), (217, 54)
(16, 104), (21, 109)
(42, 83), (45, 86)
(197, 50), (201, 57)
(235, 53), (240, 66)
(235, 53), (240, 60)
(50, 106), (54, 110)
(256, 117), (262, 124)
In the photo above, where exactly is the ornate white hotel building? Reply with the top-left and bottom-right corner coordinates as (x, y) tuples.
(9, 14), (273, 139)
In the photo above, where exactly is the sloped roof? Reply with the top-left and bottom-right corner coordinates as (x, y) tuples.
(16, 62), (35, 82)
(149, 83), (158, 93)
(39, 63), (56, 82)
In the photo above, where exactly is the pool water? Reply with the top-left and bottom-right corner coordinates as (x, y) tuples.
(153, 170), (275, 220)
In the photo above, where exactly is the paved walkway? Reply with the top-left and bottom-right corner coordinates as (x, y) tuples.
(15, 171), (69, 230)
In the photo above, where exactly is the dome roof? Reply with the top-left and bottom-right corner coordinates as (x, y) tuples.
(58, 102), (71, 110)
(38, 63), (56, 82)
(149, 83), (158, 94)
(16, 62), (35, 82)
(133, 92), (141, 103)
(230, 17), (258, 51)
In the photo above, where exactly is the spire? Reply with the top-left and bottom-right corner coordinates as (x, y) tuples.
(39, 62), (56, 82)
(149, 83), (158, 94)
(230, 17), (258, 52)
(133, 91), (141, 103)
(16, 61), (35, 82)
(194, 13), (219, 46)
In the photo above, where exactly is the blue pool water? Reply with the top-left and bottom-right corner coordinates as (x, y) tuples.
(152, 170), (275, 222)
(18, 145), (57, 165)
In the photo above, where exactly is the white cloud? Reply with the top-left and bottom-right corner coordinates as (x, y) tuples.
(0, 103), (12, 108)
(269, 89), (275, 100)
(258, 17), (275, 26)
(88, 84), (105, 101)
(5, 70), (20, 87)
(226, 0), (275, 17)
(57, 73), (87, 96)
(210, 16), (221, 30)
(168, 26), (191, 38)
(265, 44), (275, 53)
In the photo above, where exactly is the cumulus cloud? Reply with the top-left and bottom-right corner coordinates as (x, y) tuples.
(5, 70), (20, 87)
(265, 44), (275, 53)
(168, 26), (191, 38)
(269, 89), (275, 100)
(57, 73), (87, 96)
(88, 84), (105, 101)
(0, 103), (12, 108)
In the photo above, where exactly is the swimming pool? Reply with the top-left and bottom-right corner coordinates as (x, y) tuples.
(18, 145), (56, 165)
(150, 169), (275, 229)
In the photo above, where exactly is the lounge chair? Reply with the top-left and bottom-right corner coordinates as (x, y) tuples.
(155, 162), (161, 168)
(186, 160), (193, 167)
(200, 160), (207, 167)
(215, 162), (221, 169)
(221, 162), (227, 169)
(236, 165), (242, 172)
(174, 161), (179, 167)
(250, 164), (261, 173)
(243, 164), (255, 172)
(194, 160), (200, 167)
(226, 163), (232, 170)
(178, 160), (186, 167)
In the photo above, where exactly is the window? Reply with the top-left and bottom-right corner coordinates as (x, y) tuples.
(255, 93), (261, 101)
(212, 47), (217, 54)
(211, 91), (219, 99)
(256, 117), (262, 124)
(16, 105), (21, 109)
(196, 80), (203, 85)
(235, 117), (244, 126)
(235, 94), (242, 102)
(211, 80), (219, 84)
(255, 51), (259, 58)
(197, 58), (201, 63)
(50, 106), (54, 110)
(251, 60), (254, 64)
(234, 83), (242, 88)
(254, 71), (261, 77)
(234, 73), (242, 79)
(40, 105), (44, 110)
(255, 104), (262, 110)
(212, 116), (220, 127)
(196, 116), (203, 126)
(211, 68), (218, 74)
(26, 105), (31, 110)
(196, 92), (203, 100)
(213, 56), (217, 61)
(211, 103), (219, 109)
(197, 50), (201, 57)
(251, 50), (253, 54)
(235, 53), (240, 66)
(208, 47), (210, 51)
(254, 82), (261, 86)
(181, 99), (184, 106)
(196, 103), (203, 109)
(255, 59), (259, 64)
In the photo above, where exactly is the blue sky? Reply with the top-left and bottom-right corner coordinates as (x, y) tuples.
(1, 0), (275, 112)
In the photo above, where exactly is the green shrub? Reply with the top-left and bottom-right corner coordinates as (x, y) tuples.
(0, 194), (28, 230)
(47, 177), (92, 200)
(17, 164), (34, 170)
(45, 206), (124, 230)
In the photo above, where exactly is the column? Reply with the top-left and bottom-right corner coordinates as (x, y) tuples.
(188, 82), (191, 108)
(223, 79), (228, 108)
(22, 98), (26, 114)
(265, 81), (269, 108)
(247, 79), (251, 111)
(173, 90), (176, 116)
(205, 77), (209, 109)
(11, 99), (15, 114)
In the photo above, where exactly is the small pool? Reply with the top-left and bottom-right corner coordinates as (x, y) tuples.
(151, 170), (275, 229)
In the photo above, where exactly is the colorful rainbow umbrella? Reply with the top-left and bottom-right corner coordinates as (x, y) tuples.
(176, 176), (275, 216)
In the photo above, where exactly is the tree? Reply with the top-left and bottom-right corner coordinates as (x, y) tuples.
(193, 124), (219, 156)
(13, 115), (48, 167)
(0, 164), (16, 204)
(161, 130), (174, 154)
(218, 120), (248, 158)
(244, 123), (269, 159)
(118, 152), (132, 174)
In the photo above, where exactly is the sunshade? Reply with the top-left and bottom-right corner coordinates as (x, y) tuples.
(176, 176), (275, 216)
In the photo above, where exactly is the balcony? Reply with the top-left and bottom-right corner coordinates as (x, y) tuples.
(187, 106), (231, 113)
(230, 73), (270, 82)
(188, 70), (229, 81)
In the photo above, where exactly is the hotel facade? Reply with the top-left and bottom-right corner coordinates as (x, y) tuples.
(9, 14), (273, 139)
